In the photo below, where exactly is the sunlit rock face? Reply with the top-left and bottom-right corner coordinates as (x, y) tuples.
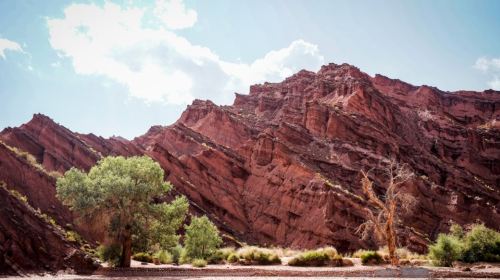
(136, 63), (500, 252)
(1, 63), (499, 258)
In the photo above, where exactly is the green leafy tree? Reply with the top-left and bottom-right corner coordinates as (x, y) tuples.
(56, 156), (189, 267)
(184, 215), (222, 260)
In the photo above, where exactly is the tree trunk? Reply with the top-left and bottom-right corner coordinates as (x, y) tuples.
(119, 228), (132, 267)
(386, 218), (399, 266)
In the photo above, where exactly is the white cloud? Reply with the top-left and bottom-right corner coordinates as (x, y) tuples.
(488, 76), (500, 90)
(0, 37), (23, 59)
(47, 1), (325, 105)
(474, 57), (500, 90)
(154, 0), (197, 30)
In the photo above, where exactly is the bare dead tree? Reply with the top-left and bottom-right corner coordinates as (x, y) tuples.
(357, 160), (416, 266)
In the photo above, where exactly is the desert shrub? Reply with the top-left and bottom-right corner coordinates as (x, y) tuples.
(208, 247), (236, 264)
(97, 244), (122, 267)
(428, 224), (500, 266)
(428, 234), (462, 267)
(179, 247), (191, 264)
(288, 248), (342, 267)
(234, 246), (281, 265)
(377, 246), (426, 260)
(133, 252), (153, 263)
(360, 251), (384, 265)
(288, 250), (330, 266)
(227, 253), (239, 263)
(320, 246), (338, 258)
(352, 249), (367, 258)
(184, 216), (222, 260)
(154, 250), (173, 264)
(192, 259), (207, 267)
(8, 189), (28, 203)
(65, 230), (83, 244)
(170, 244), (183, 265)
(450, 223), (465, 239)
(461, 224), (500, 263)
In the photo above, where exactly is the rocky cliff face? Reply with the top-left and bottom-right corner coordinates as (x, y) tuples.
(135, 63), (500, 252)
(0, 183), (97, 275)
(1, 63), (499, 259)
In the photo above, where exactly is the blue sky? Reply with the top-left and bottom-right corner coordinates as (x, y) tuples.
(1, 0), (500, 139)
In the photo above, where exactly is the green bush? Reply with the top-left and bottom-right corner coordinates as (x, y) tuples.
(227, 246), (281, 265)
(179, 247), (191, 264)
(461, 224), (500, 263)
(360, 251), (384, 265)
(428, 224), (500, 266)
(236, 246), (281, 265)
(184, 216), (223, 260)
(170, 245), (183, 265)
(288, 248), (342, 267)
(97, 244), (122, 267)
(133, 252), (154, 263)
(192, 259), (207, 267)
(227, 253), (239, 263)
(154, 250), (173, 264)
(208, 247), (236, 264)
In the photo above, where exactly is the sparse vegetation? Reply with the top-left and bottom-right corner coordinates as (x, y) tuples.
(377, 246), (426, 261)
(154, 250), (173, 264)
(360, 251), (384, 265)
(428, 224), (500, 266)
(0, 140), (54, 177)
(191, 258), (207, 267)
(132, 252), (154, 263)
(288, 249), (332, 266)
(184, 215), (222, 260)
(230, 246), (281, 265)
(98, 244), (123, 267)
(428, 234), (462, 267)
(170, 244), (183, 265)
(208, 247), (236, 264)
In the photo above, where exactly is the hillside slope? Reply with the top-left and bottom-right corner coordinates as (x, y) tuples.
(1, 63), (498, 256)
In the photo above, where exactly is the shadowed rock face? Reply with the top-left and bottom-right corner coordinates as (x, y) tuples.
(1, 63), (499, 258)
(0, 184), (97, 275)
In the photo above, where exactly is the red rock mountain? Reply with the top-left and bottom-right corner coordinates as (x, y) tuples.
(1, 63), (499, 271)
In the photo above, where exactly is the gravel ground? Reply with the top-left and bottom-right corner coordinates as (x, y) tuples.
(4, 260), (499, 279)
(4, 277), (498, 280)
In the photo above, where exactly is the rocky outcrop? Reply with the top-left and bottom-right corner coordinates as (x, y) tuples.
(0, 141), (72, 227)
(0, 183), (97, 275)
(136, 63), (500, 252)
(1, 62), (499, 256)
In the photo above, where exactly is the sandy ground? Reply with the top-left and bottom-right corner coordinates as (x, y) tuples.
(4, 276), (499, 280)
(4, 260), (499, 279)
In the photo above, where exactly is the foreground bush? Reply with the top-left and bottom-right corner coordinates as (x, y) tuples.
(184, 215), (222, 260)
(170, 245), (183, 265)
(288, 247), (342, 267)
(428, 234), (462, 267)
(133, 252), (153, 263)
(428, 224), (500, 266)
(461, 224), (500, 263)
(208, 247), (236, 264)
(154, 250), (173, 264)
(192, 259), (207, 267)
(97, 244), (122, 266)
(231, 246), (281, 265)
(360, 251), (384, 265)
